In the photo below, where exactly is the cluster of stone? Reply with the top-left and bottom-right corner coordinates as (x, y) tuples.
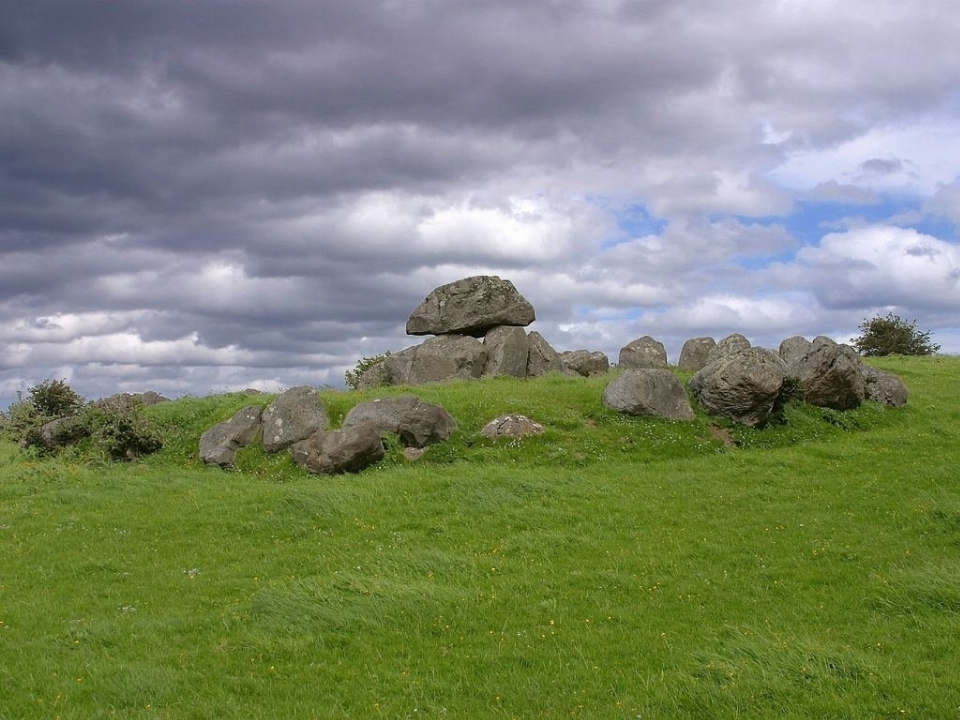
(199, 385), (551, 474)
(357, 275), (609, 389)
(198, 275), (911, 474)
(199, 388), (458, 474)
(199, 276), (594, 474)
(604, 332), (908, 428)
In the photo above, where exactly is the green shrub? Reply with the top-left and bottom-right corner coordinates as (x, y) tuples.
(0, 379), (162, 460)
(79, 403), (163, 460)
(853, 312), (940, 356)
(1, 378), (87, 448)
(26, 378), (85, 417)
(0, 396), (44, 445)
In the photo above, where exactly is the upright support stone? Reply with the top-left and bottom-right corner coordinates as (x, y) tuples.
(483, 326), (530, 378)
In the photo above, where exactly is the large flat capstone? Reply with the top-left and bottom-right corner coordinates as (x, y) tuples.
(405, 275), (535, 337)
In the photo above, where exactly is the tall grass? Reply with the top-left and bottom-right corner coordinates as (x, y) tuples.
(1, 356), (958, 718)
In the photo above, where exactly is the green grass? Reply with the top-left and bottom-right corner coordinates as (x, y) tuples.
(2, 356), (959, 718)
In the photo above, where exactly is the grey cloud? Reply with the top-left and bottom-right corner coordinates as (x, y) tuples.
(2, 0), (960, 406)
(860, 157), (903, 175)
(922, 181), (960, 225)
(905, 243), (941, 259)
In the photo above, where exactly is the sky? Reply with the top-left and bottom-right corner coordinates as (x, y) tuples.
(2, 0), (959, 408)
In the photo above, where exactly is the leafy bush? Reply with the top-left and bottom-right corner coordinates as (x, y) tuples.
(0, 379), (162, 459)
(26, 378), (85, 417)
(1, 379), (88, 449)
(344, 351), (392, 390)
(852, 312), (940, 357)
(0, 396), (43, 446)
(80, 403), (163, 460)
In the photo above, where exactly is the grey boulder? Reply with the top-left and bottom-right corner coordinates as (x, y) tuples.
(483, 326), (530, 378)
(290, 424), (385, 475)
(406, 275), (535, 337)
(526, 331), (567, 376)
(560, 350), (610, 377)
(199, 405), (263, 468)
(36, 415), (89, 451)
(603, 369), (695, 420)
(862, 365), (908, 407)
(356, 360), (390, 390)
(96, 391), (169, 411)
(261, 386), (330, 453)
(689, 348), (787, 427)
(778, 336), (813, 367)
(708, 333), (752, 362)
(788, 336), (865, 410)
(384, 335), (487, 386)
(618, 336), (668, 369)
(342, 394), (457, 447)
(677, 337), (716, 371)
(480, 414), (545, 440)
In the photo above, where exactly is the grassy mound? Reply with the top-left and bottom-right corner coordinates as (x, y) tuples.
(1, 356), (958, 718)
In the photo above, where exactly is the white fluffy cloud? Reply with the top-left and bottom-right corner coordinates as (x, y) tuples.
(798, 226), (960, 311)
(773, 115), (960, 196)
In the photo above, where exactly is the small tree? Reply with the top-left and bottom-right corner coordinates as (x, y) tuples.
(852, 312), (940, 357)
(27, 378), (85, 418)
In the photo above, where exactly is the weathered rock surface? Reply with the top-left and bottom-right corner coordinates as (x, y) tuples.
(483, 326), (530, 378)
(406, 275), (535, 336)
(778, 336), (813, 367)
(603, 369), (696, 420)
(708, 333), (752, 362)
(526, 331), (567, 376)
(862, 366), (909, 407)
(480, 414), (545, 440)
(677, 337), (716, 371)
(618, 336), (668, 369)
(356, 360), (390, 390)
(560, 350), (610, 377)
(788, 336), (865, 410)
(36, 415), (90, 451)
(342, 394), (457, 447)
(689, 348), (787, 427)
(199, 405), (263, 467)
(261, 386), (329, 453)
(380, 346), (416, 385)
(97, 391), (170, 411)
(290, 424), (385, 474)
(384, 335), (487, 385)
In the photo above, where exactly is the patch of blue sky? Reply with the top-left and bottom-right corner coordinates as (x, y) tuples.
(572, 304), (645, 322)
(724, 194), (952, 271)
(911, 213), (958, 243)
(602, 203), (668, 249)
(784, 196), (931, 244)
(735, 255), (788, 271)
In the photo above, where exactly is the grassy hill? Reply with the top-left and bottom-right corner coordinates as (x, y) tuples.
(2, 356), (958, 718)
